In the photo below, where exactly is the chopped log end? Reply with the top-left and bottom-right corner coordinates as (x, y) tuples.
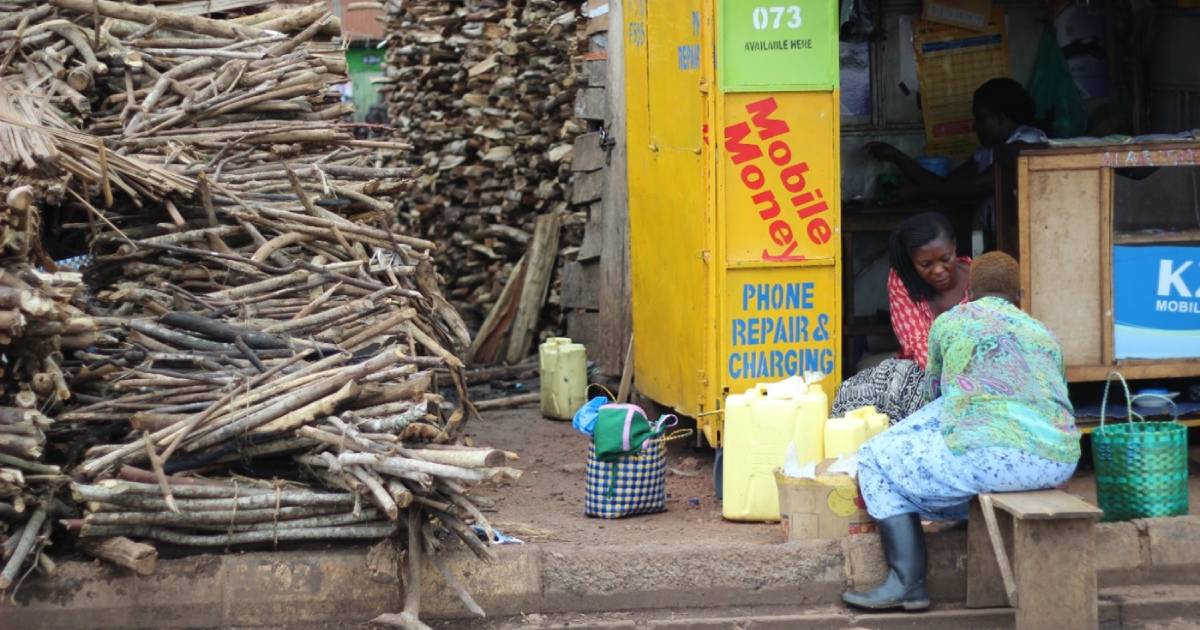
(81, 536), (158, 576)
(5, 186), (35, 212)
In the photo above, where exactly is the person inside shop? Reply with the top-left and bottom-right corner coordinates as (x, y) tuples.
(832, 212), (970, 422)
(864, 78), (1047, 246)
(843, 251), (1081, 612)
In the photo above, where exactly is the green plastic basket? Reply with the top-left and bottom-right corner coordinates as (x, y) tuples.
(1091, 373), (1190, 522)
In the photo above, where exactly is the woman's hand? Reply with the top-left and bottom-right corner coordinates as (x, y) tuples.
(865, 142), (904, 163)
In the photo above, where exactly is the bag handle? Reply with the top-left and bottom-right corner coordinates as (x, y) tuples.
(1099, 371), (1181, 428)
(1128, 393), (1180, 422)
(651, 414), (678, 435)
(657, 428), (695, 444)
(587, 383), (616, 401)
(1098, 371), (1135, 430)
(621, 406), (637, 452)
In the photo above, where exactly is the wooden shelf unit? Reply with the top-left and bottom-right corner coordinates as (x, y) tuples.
(1016, 141), (1200, 382)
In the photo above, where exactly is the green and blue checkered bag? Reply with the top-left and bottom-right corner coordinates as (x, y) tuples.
(584, 439), (666, 519)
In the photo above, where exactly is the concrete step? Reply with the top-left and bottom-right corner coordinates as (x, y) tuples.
(5, 516), (1200, 628)
(433, 585), (1200, 630)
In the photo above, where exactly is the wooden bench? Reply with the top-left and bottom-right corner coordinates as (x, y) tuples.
(966, 490), (1104, 629)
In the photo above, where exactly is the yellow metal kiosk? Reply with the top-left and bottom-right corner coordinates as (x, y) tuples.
(625, 0), (842, 449)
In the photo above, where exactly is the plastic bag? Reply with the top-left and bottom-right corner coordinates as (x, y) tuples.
(572, 395), (609, 437)
(839, 0), (875, 40)
(1029, 26), (1088, 139)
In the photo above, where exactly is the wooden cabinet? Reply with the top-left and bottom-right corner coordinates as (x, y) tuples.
(1014, 141), (1200, 382)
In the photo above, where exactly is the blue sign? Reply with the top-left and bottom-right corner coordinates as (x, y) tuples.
(1113, 245), (1200, 359)
(726, 281), (834, 379)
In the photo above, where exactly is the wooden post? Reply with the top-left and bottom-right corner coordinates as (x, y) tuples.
(1012, 518), (1098, 629)
(597, 0), (631, 378)
(505, 213), (562, 364)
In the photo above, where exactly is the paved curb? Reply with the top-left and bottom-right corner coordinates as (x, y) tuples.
(3, 516), (1199, 627)
(434, 589), (1200, 630)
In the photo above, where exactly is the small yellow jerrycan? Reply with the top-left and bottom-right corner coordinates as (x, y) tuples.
(823, 415), (868, 459)
(539, 338), (587, 420)
(847, 405), (889, 439)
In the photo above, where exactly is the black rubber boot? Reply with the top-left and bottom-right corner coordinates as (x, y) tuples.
(842, 512), (931, 611)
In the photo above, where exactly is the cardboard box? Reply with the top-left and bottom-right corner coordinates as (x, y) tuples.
(921, 0), (993, 31)
(775, 460), (875, 541)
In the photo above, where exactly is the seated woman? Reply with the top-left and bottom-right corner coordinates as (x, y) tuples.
(843, 251), (1081, 612)
(833, 212), (970, 422)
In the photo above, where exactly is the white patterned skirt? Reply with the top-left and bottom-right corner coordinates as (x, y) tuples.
(832, 358), (925, 423)
(857, 399), (1077, 521)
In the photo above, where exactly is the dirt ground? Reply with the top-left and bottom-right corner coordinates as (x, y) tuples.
(463, 404), (779, 546)
(463, 404), (1200, 546)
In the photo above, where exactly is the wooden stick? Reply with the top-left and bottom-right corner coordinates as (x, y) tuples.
(473, 393), (539, 411)
(50, 0), (262, 40)
(185, 350), (400, 451)
(0, 454), (59, 474)
(440, 482), (494, 544)
(424, 527), (485, 618)
(348, 465), (398, 521)
(406, 322), (463, 369)
(396, 448), (505, 469)
(142, 431), (179, 513)
(75, 485), (354, 511)
(335, 453), (500, 484)
(372, 507), (430, 630)
(617, 335), (635, 404)
(386, 479), (413, 510)
(65, 189), (136, 247)
(116, 466), (234, 487)
(77, 523), (398, 546)
(252, 380), (360, 434)
(159, 312), (289, 350)
(0, 505), (46, 590)
(85, 504), (347, 527)
(428, 507), (494, 562)
(79, 537), (157, 576)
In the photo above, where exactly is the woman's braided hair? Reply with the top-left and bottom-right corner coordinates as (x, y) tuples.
(889, 211), (956, 303)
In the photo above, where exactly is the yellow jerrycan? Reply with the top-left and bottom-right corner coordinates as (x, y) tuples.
(723, 378), (829, 522)
(775, 379), (828, 467)
(796, 382), (829, 462)
(539, 338), (587, 420)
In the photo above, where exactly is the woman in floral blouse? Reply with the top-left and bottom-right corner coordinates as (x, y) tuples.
(843, 251), (1080, 612)
(833, 212), (970, 422)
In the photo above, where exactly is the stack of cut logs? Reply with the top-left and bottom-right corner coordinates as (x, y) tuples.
(0, 0), (510, 623)
(381, 0), (585, 363)
(1, 81), (95, 592)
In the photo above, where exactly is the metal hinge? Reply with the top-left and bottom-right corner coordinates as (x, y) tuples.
(598, 125), (617, 166)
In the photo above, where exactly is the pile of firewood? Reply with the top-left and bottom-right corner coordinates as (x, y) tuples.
(380, 0), (585, 358)
(0, 0), (515, 623)
(1, 86), (95, 590)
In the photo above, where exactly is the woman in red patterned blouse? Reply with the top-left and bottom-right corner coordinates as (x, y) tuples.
(833, 212), (971, 423)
